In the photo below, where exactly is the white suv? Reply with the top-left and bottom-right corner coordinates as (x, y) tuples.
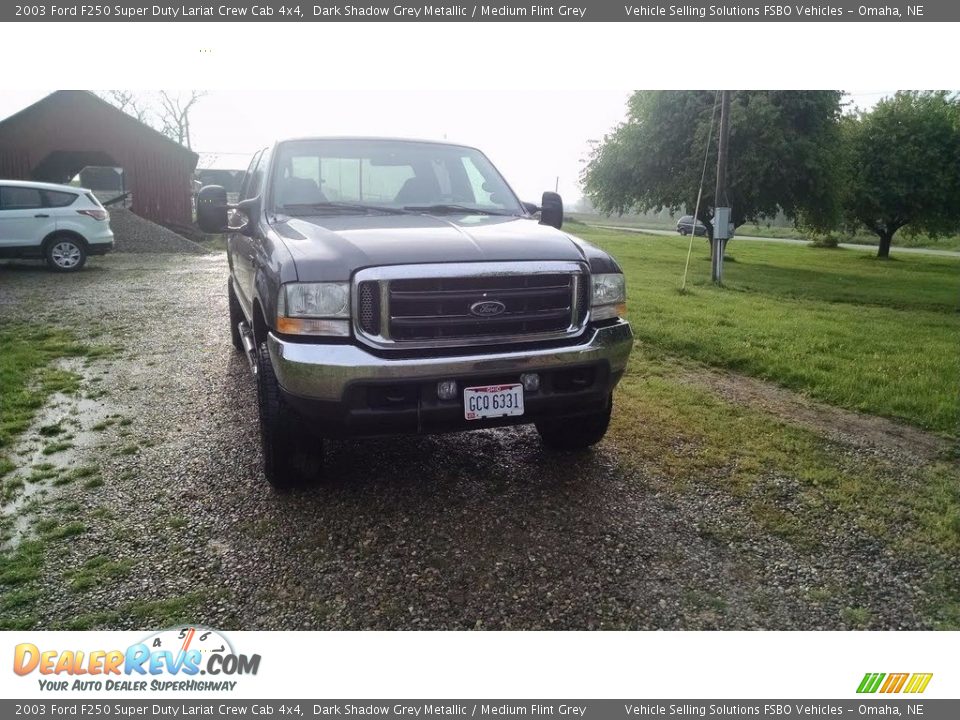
(0, 180), (115, 271)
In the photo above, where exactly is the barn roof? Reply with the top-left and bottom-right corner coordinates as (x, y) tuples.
(0, 90), (198, 163)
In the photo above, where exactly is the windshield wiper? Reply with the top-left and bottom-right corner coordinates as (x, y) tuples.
(403, 203), (515, 216)
(279, 201), (411, 216)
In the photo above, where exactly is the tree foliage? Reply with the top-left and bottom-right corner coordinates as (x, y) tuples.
(157, 90), (206, 150)
(841, 91), (960, 258)
(99, 90), (206, 150)
(582, 91), (844, 239)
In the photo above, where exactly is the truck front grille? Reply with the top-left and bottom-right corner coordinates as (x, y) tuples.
(357, 281), (381, 336)
(388, 274), (574, 341)
(353, 261), (588, 350)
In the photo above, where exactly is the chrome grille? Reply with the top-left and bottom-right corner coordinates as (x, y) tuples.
(353, 261), (588, 350)
(389, 274), (573, 341)
(357, 281), (380, 335)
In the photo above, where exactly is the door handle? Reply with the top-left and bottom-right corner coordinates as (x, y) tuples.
(34, 213), (49, 218)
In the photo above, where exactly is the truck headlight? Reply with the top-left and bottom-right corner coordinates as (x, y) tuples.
(277, 282), (350, 336)
(590, 273), (627, 321)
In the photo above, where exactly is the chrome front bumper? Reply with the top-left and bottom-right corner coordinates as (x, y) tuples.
(268, 320), (633, 402)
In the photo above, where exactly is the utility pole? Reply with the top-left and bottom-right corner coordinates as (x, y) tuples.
(711, 90), (732, 285)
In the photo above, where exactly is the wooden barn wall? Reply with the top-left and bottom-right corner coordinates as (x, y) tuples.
(0, 94), (196, 225)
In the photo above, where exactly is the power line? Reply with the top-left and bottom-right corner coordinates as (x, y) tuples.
(680, 91), (720, 293)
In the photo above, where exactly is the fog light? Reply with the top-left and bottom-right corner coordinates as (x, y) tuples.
(520, 373), (540, 392)
(437, 380), (458, 401)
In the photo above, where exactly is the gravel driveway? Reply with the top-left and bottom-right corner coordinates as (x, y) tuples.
(0, 254), (950, 630)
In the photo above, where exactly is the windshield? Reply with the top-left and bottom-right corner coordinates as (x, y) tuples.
(270, 139), (524, 216)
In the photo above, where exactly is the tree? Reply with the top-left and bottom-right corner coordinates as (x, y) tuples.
(581, 91), (844, 245)
(157, 90), (206, 150)
(100, 90), (152, 124)
(841, 91), (960, 258)
(99, 90), (205, 150)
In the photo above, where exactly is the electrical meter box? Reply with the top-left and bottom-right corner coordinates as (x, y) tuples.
(713, 207), (731, 240)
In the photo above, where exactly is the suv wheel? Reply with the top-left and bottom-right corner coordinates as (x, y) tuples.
(536, 395), (613, 451)
(228, 281), (244, 351)
(45, 236), (87, 272)
(255, 341), (321, 489)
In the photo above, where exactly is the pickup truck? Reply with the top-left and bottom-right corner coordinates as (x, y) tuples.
(196, 137), (633, 488)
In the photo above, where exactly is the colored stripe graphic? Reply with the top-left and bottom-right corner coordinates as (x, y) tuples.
(904, 674), (934, 694)
(880, 673), (909, 693)
(857, 673), (933, 694)
(857, 673), (885, 693)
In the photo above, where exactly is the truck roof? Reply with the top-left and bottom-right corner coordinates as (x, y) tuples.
(275, 136), (482, 152)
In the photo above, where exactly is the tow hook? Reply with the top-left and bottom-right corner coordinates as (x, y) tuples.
(238, 322), (257, 375)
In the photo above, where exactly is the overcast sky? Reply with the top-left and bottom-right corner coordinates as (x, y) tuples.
(0, 89), (889, 204)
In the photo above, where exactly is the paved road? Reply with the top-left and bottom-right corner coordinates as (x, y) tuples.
(594, 225), (960, 258)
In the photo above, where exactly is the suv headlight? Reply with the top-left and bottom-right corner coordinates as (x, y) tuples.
(277, 282), (350, 336)
(591, 273), (627, 321)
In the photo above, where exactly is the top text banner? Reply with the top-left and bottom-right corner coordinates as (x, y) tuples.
(5, 1), (960, 22)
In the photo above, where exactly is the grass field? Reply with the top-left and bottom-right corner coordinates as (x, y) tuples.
(570, 213), (960, 252)
(580, 227), (960, 625)
(574, 226), (960, 436)
(0, 327), (113, 482)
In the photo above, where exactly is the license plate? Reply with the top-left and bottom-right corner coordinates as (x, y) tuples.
(463, 383), (525, 420)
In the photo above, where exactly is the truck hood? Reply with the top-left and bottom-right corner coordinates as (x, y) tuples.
(271, 213), (590, 282)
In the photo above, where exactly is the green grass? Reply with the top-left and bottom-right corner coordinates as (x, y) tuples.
(575, 227), (960, 434)
(607, 362), (960, 626)
(68, 555), (134, 592)
(0, 540), (44, 587)
(41, 441), (74, 456)
(0, 325), (109, 481)
(571, 213), (960, 252)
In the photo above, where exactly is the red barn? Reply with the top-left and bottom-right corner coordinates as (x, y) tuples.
(0, 90), (198, 225)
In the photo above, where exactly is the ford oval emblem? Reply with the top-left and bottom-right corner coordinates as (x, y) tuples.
(470, 300), (506, 317)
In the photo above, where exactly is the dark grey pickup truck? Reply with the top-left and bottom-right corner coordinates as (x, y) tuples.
(196, 137), (633, 488)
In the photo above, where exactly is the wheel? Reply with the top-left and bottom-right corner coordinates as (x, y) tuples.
(254, 341), (321, 489)
(227, 280), (244, 352)
(536, 395), (612, 451)
(45, 236), (87, 272)
(679, 228), (688, 236)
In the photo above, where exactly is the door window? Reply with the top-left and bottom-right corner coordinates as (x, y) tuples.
(43, 190), (78, 208)
(239, 150), (264, 201)
(0, 186), (42, 210)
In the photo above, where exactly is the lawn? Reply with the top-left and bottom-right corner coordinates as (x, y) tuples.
(570, 213), (960, 252)
(0, 326), (111, 481)
(573, 226), (960, 435)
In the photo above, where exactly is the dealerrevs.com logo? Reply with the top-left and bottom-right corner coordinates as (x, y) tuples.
(857, 673), (933, 694)
(13, 627), (261, 692)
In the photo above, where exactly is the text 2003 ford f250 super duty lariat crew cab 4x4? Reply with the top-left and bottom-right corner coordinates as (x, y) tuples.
(196, 137), (633, 488)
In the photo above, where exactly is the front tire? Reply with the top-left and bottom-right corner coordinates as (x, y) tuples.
(255, 341), (321, 489)
(536, 395), (613, 451)
(45, 236), (87, 272)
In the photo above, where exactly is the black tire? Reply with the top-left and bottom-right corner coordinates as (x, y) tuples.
(536, 395), (613, 451)
(45, 235), (87, 272)
(228, 280), (244, 352)
(679, 228), (688, 236)
(255, 341), (322, 489)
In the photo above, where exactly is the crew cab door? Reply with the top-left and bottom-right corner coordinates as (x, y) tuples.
(231, 149), (266, 314)
(0, 185), (55, 249)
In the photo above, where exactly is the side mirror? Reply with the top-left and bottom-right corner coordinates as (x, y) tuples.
(196, 185), (229, 233)
(539, 191), (563, 230)
(521, 201), (539, 216)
